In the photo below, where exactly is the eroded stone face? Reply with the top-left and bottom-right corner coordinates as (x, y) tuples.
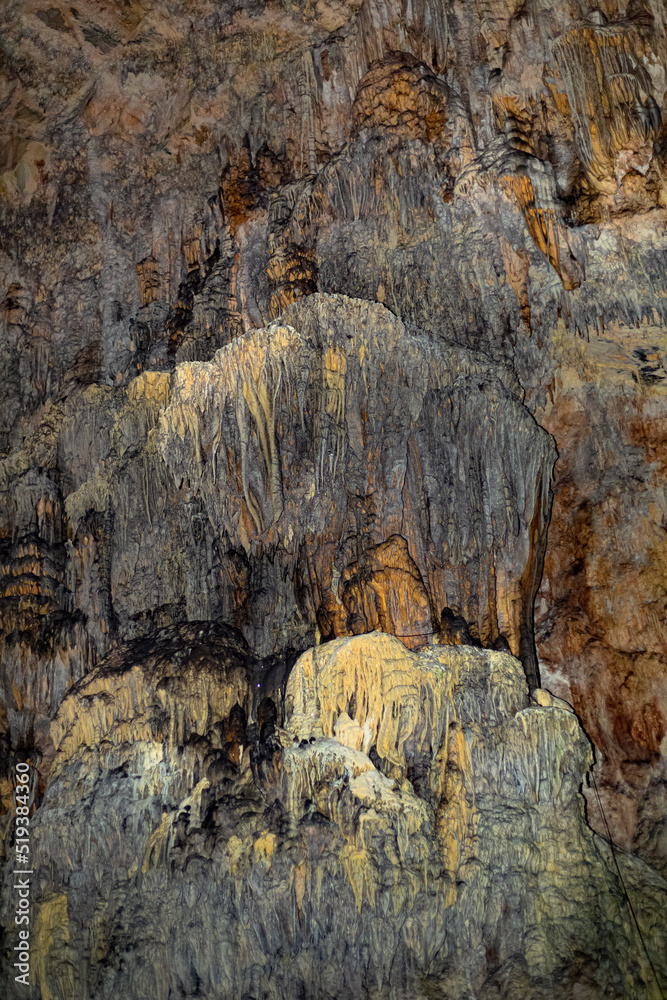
(2, 0), (667, 989)
(3, 632), (664, 1000)
(158, 294), (556, 682)
(535, 320), (667, 875)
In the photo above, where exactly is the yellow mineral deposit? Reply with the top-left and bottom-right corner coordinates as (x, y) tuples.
(278, 633), (599, 914)
(163, 325), (308, 530)
(553, 20), (661, 193)
(136, 257), (161, 307)
(50, 658), (248, 778)
(34, 894), (72, 1000)
(286, 633), (453, 768)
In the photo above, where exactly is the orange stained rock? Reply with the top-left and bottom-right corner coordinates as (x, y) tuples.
(266, 245), (318, 320)
(499, 237), (531, 331)
(536, 332), (667, 864)
(182, 224), (202, 271)
(339, 534), (433, 649)
(352, 53), (451, 144)
(136, 257), (161, 306)
(553, 19), (662, 193)
(502, 174), (559, 269)
(501, 171), (581, 291)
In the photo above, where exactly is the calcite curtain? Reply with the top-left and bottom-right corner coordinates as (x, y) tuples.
(1, 1), (666, 998)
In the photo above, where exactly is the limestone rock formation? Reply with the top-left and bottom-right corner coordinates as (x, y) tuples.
(535, 320), (667, 876)
(159, 293), (555, 682)
(2, 0), (667, 995)
(3, 633), (666, 1000)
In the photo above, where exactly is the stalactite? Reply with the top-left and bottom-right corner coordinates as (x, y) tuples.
(299, 52), (318, 177)
(553, 19), (662, 190)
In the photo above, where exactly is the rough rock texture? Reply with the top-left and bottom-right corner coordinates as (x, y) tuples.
(535, 320), (667, 875)
(3, 633), (666, 1000)
(159, 293), (555, 678)
(2, 0), (667, 994)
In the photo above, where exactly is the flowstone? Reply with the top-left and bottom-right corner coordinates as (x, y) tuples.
(3, 632), (664, 1000)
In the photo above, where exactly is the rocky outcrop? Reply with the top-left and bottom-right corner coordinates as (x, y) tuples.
(535, 319), (667, 876)
(159, 294), (556, 682)
(2, 632), (664, 1000)
(0, 291), (556, 790)
(2, 0), (667, 993)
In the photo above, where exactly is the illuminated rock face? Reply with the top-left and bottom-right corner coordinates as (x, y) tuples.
(2, 0), (667, 995)
(158, 294), (556, 682)
(3, 633), (665, 1000)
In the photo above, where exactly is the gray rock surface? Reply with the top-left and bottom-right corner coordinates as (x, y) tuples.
(2, 0), (667, 994)
(3, 632), (664, 1000)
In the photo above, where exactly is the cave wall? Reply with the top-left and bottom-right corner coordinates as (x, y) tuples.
(4, 630), (666, 1000)
(1, 0), (667, 996)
